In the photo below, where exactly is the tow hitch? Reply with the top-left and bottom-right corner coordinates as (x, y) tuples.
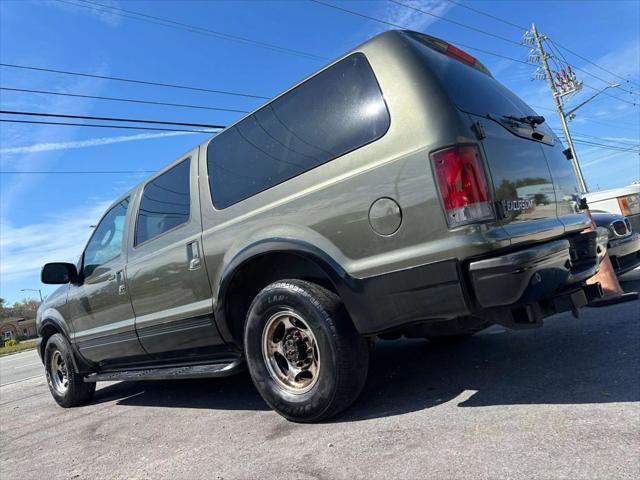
(486, 282), (604, 329)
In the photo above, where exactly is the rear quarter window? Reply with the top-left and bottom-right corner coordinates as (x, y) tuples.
(207, 53), (390, 209)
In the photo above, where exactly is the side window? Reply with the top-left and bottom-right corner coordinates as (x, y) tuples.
(135, 158), (191, 245)
(83, 199), (129, 277)
(207, 53), (390, 209)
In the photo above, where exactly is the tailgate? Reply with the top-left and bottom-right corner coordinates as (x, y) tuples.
(473, 113), (566, 243)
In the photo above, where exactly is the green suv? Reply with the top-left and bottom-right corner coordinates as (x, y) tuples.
(37, 30), (605, 422)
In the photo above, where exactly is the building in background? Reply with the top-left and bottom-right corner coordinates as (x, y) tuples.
(1, 316), (37, 341)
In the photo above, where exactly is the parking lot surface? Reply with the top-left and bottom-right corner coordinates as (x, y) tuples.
(1, 271), (639, 480)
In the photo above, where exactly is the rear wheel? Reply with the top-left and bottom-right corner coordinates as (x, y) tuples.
(244, 280), (369, 422)
(44, 333), (95, 407)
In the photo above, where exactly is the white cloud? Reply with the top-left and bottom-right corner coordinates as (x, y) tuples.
(40, 0), (124, 28)
(0, 131), (197, 156)
(381, 0), (453, 31)
(0, 65), (112, 210)
(602, 135), (640, 144)
(0, 201), (111, 282)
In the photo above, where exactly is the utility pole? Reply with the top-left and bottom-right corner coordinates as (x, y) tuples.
(528, 24), (588, 193)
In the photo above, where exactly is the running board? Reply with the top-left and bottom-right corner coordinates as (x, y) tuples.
(84, 358), (245, 382)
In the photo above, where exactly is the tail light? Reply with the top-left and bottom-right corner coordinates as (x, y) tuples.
(431, 145), (494, 228)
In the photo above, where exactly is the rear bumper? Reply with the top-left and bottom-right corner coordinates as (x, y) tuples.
(468, 234), (603, 309)
(343, 231), (605, 335)
(608, 232), (640, 275)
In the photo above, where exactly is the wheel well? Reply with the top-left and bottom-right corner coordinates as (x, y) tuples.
(39, 323), (62, 357)
(224, 252), (338, 344)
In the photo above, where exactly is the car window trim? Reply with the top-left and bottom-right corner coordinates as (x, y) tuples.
(133, 157), (192, 247)
(81, 197), (130, 278)
(206, 52), (391, 210)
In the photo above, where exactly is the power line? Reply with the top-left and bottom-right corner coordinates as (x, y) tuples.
(565, 64), (638, 98)
(0, 119), (217, 133)
(582, 83), (638, 107)
(551, 129), (640, 147)
(541, 38), (638, 104)
(571, 139), (640, 152)
(56, 0), (326, 62)
(553, 41), (640, 89)
(0, 87), (250, 114)
(309, 0), (534, 66)
(553, 127), (637, 141)
(445, 0), (639, 89)
(312, 0), (639, 109)
(532, 104), (639, 130)
(444, 0), (527, 31)
(388, 0), (525, 47)
(0, 63), (270, 100)
(573, 141), (640, 154)
(0, 110), (225, 129)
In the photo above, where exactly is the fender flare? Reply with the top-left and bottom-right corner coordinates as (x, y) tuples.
(214, 238), (358, 344)
(38, 315), (92, 374)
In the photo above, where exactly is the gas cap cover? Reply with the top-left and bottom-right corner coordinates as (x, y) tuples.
(368, 197), (402, 236)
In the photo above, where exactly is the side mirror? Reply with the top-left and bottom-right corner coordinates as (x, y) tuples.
(41, 262), (78, 285)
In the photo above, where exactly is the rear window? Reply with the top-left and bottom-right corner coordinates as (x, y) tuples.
(207, 53), (390, 209)
(406, 33), (540, 120)
(135, 159), (191, 245)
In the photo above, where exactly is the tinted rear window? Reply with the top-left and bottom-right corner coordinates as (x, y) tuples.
(407, 34), (539, 119)
(207, 53), (390, 209)
(135, 159), (191, 245)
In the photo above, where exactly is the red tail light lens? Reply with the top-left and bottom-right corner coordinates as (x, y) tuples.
(431, 145), (494, 227)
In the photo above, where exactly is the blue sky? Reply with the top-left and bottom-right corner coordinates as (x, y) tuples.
(1, 0), (639, 304)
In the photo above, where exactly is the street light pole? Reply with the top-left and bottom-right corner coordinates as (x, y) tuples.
(564, 83), (621, 120)
(21, 288), (43, 301)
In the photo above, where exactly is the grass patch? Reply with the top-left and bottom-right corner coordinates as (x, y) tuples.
(0, 339), (38, 356)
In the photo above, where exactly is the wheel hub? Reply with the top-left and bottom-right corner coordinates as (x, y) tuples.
(48, 350), (69, 395)
(262, 311), (320, 394)
(283, 331), (312, 366)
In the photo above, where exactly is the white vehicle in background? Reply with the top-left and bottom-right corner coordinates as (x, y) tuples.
(585, 183), (640, 276)
(584, 183), (640, 233)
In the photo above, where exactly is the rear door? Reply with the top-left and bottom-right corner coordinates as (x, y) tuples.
(473, 114), (567, 243)
(126, 148), (225, 360)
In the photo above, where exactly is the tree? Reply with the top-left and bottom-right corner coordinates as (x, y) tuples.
(0, 298), (40, 318)
(10, 299), (40, 318)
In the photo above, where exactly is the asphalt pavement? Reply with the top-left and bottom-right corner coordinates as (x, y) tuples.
(1, 270), (638, 479)
(0, 349), (42, 386)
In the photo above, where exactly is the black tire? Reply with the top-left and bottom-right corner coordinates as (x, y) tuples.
(44, 333), (95, 408)
(244, 280), (369, 422)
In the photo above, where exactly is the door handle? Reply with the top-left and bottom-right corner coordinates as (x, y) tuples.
(107, 273), (116, 281)
(116, 270), (127, 295)
(187, 241), (202, 271)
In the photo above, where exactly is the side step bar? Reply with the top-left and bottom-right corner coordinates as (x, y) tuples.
(84, 358), (245, 383)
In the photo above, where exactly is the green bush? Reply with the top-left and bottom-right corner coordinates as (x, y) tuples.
(4, 339), (18, 347)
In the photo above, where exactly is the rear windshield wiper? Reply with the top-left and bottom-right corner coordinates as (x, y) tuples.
(503, 115), (546, 127)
